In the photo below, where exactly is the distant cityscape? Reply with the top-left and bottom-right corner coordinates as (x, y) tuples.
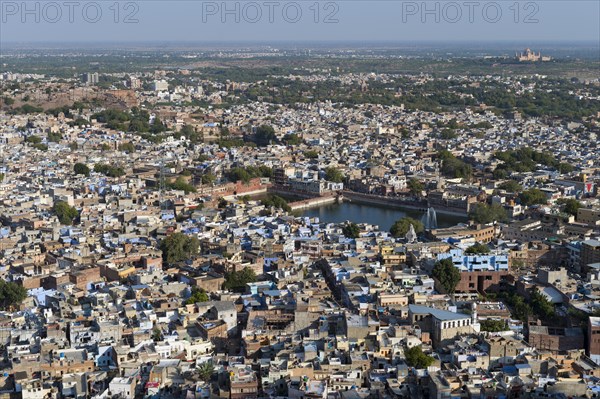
(0, 44), (599, 399)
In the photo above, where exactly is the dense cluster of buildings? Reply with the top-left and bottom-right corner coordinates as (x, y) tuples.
(0, 59), (599, 399)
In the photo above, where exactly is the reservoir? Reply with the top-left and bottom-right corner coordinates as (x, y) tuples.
(300, 201), (467, 232)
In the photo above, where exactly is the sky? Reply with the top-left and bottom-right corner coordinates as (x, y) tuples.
(0, 0), (599, 44)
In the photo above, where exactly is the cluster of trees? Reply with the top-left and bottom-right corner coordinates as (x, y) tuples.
(469, 203), (509, 224)
(74, 163), (90, 177)
(281, 133), (303, 145)
(437, 150), (472, 180)
(519, 188), (548, 206)
(465, 242), (490, 254)
(201, 173), (216, 185)
(404, 345), (435, 369)
(324, 167), (344, 183)
(160, 232), (200, 264)
(499, 288), (555, 322)
(462, 80), (600, 119)
(390, 217), (424, 238)
(118, 142), (136, 153)
(10, 104), (44, 114)
(407, 178), (424, 196)
(557, 198), (582, 216)
(215, 129), (248, 148)
(493, 148), (572, 178)
(185, 287), (209, 304)
(168, 177), (196, 194)
(0, 280), (28, 311)
(177, 124), (202, 144)
(47, 131), (62, 142)
(529, 288), (555, 320)
(304, 150), (319, 159)
(342, 222), (361, 239)
(25, 135), (48, 151)
(94, 163), (125, 178)
(46, 104), (76, 118)
(432, 258), (461, 294)
(497, 180), (522, 193)
(223, 267), (257, 292)
(480, 319), (508, 332)
(226, 166), (272, 184)
(254, 125), (276, 146)
(439, 128), (457, 140)
(260, 195), (291, 212)
(53, 201), (78, 225)
(91, 108), (130, 130)
(92, 107), (166, 135)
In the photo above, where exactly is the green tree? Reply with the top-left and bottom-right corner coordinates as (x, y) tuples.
(255, 124), (276, 146)
(261, 195), (291, 212)
(342, 222), (361, 239)
(217, 197), (228, 209)
(201, 173), (216, 185)
(480, 319), (508, 332)
(186, 287), (209, 304)
(282, 133), (303, 145)
(227, 167), (252, 184)
(390, 217), (424, 238)
(304, 150), (319, 159)
(47, 132), (62, 142)
(519, 189), (548, 206)
(25, 135), (42, 144)
(160, 232), (200, 264)
(0, 280), (28, 310)
(438, 150), (472, 180)
(223, 267), (257, 292)
(404, 345), (435, 369)
(469, 203), (509, 224)
(498, 180), (522, 193)
(53, 201), (78, 225)
(118, 141), (135, 153)
(530, 288), (555, 320)
(432, 258), (461, 294)
(557, 198), (582, 217)
(179, 124), (202, 144)
(407, 178), (424, 196)
(73, 117), (89, 126)
(324, 167), (344, 183)
(465, 242), (491, 254)
(197, 362), (215, 382)
(439, 128), (457, 140)
(168, 177), (196, 194)
(558, 162), (575, 174)
(152, 327), (163, 342)
(73, 163), (90, 177)
(94, 163), (125, 178)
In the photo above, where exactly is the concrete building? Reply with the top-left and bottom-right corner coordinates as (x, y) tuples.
(437, 249), (510, 293)
(408, 305), (474, 348)
(152, 80), (169, 91)
(582, 240), (600, 272)
(589, 317), (600, 364)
